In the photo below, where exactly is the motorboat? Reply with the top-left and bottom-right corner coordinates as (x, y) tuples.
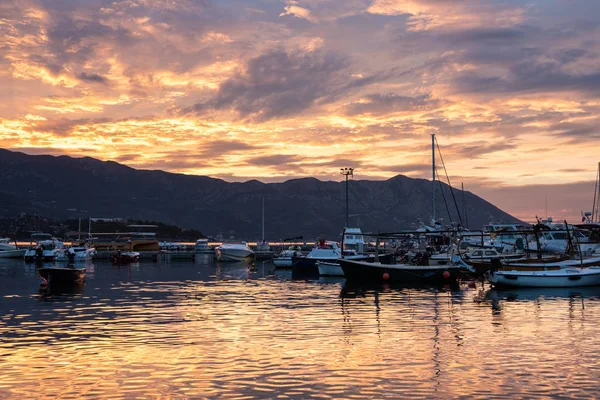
(254, 239), (276, 260)
(292, 238), (375, 278)
(55, 245), (96, 263)
(216, 242), (255, 263)
(195, 238), (214, 254)
(0, 238), (26, 258)
(273, 245), (302, 268)
(24, 233), (64, 262)
(111, 251), (140, 264)
(527, 218), (600, 254)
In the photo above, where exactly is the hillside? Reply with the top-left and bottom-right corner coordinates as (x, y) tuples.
(0, 149), (521, 240)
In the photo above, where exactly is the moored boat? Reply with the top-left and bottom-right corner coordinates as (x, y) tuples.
(38, 266), (86, 286)
(55, 245), (96, 263)
(195, 238), (214, 254)
(24, 233), (64, 262)
(292, 238), (375, 278)
(216, 242), (255, 263)
(0, 238), (26, 258)
(486, 266), (600, 288)
(317, 260), (344, 276)
(273, 245), (302, 268)
(111, 251), (140, 264)
(339, 258), (461, 284)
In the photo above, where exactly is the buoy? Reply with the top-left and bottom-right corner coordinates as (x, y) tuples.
(382, 272), (390, 281)
(468, 281), (476, 288)
(443, 271), (450, 279)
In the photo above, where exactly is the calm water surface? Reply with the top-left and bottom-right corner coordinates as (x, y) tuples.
(1, 256), (600, 399)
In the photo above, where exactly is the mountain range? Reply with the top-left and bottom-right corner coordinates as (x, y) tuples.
(0, 149), (522, 240)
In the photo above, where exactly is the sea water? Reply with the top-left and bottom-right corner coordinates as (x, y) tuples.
(1, 256), (600, 398)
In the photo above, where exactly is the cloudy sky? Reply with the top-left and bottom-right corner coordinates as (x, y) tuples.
(2, 0), (600, 223)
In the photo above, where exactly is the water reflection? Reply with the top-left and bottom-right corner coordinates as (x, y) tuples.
(1, 258), (600, 398)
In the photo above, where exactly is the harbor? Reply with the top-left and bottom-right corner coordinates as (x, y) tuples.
(2, 256), (600, 398)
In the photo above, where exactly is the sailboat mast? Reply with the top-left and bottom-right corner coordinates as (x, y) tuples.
(594, 162), (600, 223)
(262, 197), (265, 241)
(432, 133), (436, 223)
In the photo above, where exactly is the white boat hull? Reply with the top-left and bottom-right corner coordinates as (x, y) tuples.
(317, 261), (344, 276)
(273, 257), (293, 267)
(488, 267), (600, 288)
(216, 245), (254, 262)
(0, 249), (26, 258)
(55, 250), (95, 262)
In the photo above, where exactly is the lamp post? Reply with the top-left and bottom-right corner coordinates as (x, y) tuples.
(340, 167), (354, 228)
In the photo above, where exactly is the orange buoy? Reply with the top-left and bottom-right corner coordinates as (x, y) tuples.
(382, 272), (390, 281)
(443, 271), (451, 279)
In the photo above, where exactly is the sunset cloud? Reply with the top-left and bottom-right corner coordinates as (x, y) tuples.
(1, 0), (600, 223)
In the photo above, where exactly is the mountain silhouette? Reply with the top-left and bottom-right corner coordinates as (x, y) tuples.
(0, 149), (521, 240)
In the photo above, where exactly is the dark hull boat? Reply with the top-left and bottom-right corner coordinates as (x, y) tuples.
(339, 258), (461, 284)
(38, 266), (86, 286)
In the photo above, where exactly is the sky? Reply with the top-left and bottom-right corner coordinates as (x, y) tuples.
(1, 0), (600, 224)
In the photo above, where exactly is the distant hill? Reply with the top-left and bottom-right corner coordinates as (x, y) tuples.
(0, 149), (522, 240)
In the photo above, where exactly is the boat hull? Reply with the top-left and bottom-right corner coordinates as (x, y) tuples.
(216, 247), (255, 263)
(317, 261), (344, 276)
(340, 258), (461, 284)
(0, 249), (26, 258)
(487, 267), (600, 288)
(273, 257), (293, 268)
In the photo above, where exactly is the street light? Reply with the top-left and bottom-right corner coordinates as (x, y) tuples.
(340, 167), (354, 228)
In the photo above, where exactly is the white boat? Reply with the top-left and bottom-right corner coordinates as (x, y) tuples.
(0, 238), (26, 258)
(527, 218), (599, 254)
(195, 238), (214, 254)
(55, 245), (96, 263)
(24, 233), (64, 262)
(216, 242), (255, 263)
(317, 260), (344, 276)
(487, 266), (600, 288)
(273, 245), (302, 268)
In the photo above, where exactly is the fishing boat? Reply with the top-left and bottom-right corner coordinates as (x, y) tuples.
(486, 266), (600, 288)
(38, 266), (86, 286)
(339, 258), (461, 284)
(317, 260), (345, 276)
(0, 238), (25, 258)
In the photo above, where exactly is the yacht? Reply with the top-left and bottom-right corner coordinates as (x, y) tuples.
(216, 242), (255, 263)
(24, 233), (64, 262)
(0, 238), (26, 258)
(527, 220), (599, 254)
(195, 238), (214, 254)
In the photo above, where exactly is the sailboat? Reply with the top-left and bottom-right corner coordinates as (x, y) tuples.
(255, 197), (275, 259)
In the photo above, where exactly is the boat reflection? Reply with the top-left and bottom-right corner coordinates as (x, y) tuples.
(481, 286), (600, 302)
